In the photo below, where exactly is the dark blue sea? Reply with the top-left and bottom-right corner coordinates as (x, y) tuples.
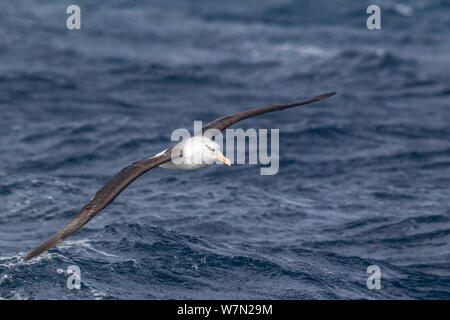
(0, 0), (449, 299)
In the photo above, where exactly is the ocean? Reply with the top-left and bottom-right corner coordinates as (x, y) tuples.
(0, 0), (449, 299)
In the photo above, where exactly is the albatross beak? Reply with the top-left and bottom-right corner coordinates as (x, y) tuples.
(216, 150), (231, 166)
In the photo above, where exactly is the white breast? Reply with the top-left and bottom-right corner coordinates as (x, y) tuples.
(158, 136), (210, 170)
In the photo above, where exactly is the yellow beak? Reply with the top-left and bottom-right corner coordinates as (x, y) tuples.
(216, 150), (231, 166)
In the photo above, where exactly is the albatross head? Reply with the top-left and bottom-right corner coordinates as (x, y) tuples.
(183, 136), (231, 168)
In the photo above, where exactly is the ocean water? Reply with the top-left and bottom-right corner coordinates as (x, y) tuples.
(0, 0), (449, 299)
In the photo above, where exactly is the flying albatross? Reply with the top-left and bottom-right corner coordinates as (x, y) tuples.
(24, 91), (336, 261)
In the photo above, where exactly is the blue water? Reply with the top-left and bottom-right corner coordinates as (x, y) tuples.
(0, 0), (449, 299)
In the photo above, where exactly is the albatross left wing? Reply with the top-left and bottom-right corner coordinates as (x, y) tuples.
(23, 151), (173, 261)
(201, 92), (336, 138)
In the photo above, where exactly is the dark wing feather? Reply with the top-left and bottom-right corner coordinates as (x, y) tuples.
(201, 92), (336, 137)
(23, 151), (172, 261)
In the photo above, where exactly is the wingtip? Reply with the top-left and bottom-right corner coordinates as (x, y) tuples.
(318, 91), (337, 100)
(23, 250), (37, 262)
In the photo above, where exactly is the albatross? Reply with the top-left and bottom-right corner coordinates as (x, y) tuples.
(24, 91), (336, 261)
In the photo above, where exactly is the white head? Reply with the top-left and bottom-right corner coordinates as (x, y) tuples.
(182, 136), (231, 167)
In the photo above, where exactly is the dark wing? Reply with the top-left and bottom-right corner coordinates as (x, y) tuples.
(24, 150), (173, 261)
(201, 92), (336, 138)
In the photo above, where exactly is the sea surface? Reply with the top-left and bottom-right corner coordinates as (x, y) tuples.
(0, 0), (449, 299)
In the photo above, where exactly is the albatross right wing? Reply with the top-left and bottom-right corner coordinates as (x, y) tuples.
(23, 150), (173, 261)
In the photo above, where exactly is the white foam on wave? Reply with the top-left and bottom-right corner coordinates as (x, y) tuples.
(59, 239), (119, 258)
(393, 3), (413, 17)
(275, 44), (335, 58)
(90, 288), (110, 300)
(1, 251), (55, 267)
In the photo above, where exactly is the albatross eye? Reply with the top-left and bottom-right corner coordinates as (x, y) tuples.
(205, 145), (215, 152)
